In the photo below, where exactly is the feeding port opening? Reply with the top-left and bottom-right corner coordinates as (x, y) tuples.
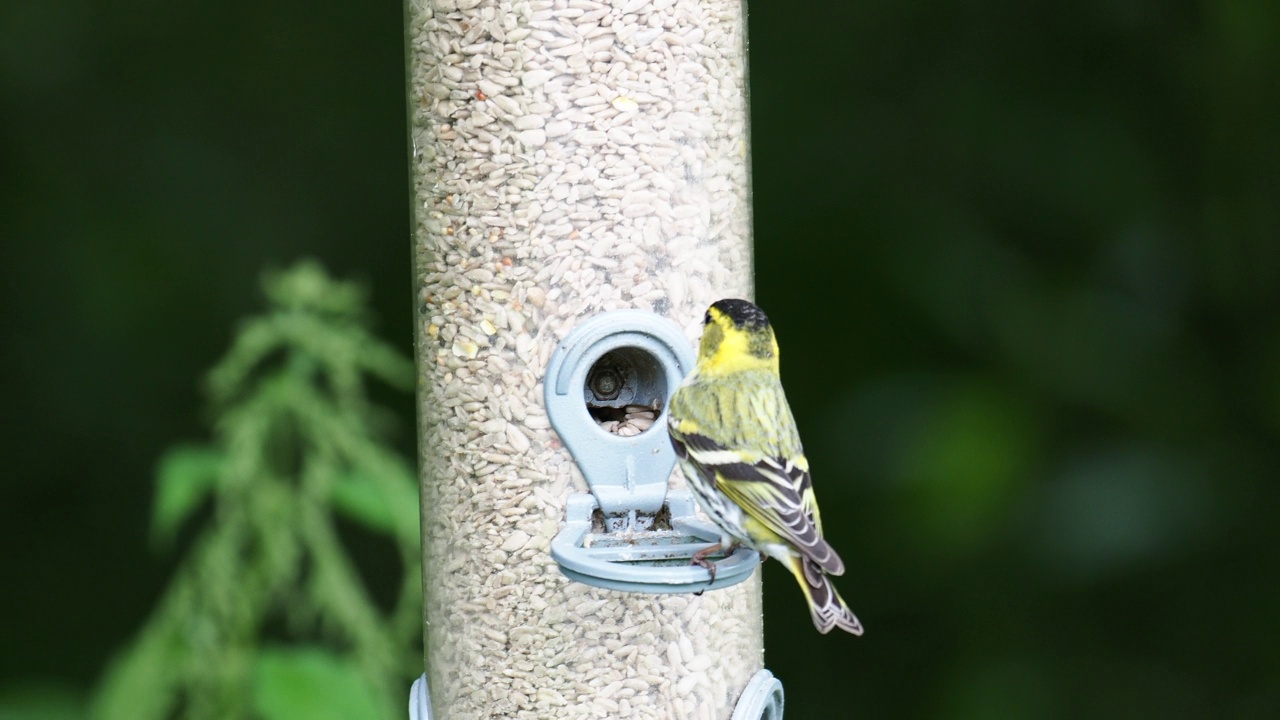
(543, 310), (761, 594)
(585, 346), (665, 436)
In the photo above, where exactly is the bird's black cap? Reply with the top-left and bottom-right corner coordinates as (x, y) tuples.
(709, 298), (771, 329)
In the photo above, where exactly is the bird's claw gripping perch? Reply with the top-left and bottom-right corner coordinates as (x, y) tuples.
(691, 541), (742, 586)
(691, 542), (723, 584)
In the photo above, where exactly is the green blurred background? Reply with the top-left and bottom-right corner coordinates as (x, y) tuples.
(3, 0), (1279, 717)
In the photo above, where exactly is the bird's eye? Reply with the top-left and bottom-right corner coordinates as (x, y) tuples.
(703, 311), (712, 325)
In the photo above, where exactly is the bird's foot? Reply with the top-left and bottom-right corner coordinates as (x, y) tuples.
(690, 541), (743, 586)
(691, 543), (723, 584)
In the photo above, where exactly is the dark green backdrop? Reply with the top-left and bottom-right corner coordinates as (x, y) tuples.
(3, 0), (1278, 717)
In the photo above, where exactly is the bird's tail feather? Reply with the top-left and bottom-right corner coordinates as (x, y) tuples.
(789, 556), (863, 636)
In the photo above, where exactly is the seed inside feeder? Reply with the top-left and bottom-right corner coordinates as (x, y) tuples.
(408, 0), (761, 713)
(595, 403), (659, 437)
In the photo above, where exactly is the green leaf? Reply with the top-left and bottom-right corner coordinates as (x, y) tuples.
(252, 647), (384, 720)
(90, 624), (184, 720)
(262, 260), (366, 319)
(151, 445), (223, 548)
(330, 468), (419, 541)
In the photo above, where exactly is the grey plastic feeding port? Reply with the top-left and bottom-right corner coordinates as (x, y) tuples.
(545, 310), (760, 593)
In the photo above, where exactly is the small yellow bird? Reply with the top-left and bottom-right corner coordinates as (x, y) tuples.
(667, 299), (863, 635)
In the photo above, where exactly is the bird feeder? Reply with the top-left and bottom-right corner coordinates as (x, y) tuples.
(405, 0), (773, 717)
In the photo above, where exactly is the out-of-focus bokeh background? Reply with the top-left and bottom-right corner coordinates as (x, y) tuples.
(4, 0), (1279, 717)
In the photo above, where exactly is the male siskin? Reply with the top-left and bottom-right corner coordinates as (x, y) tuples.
(667, 298), (863, 635)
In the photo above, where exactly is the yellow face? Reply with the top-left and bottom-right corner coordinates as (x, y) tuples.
(697, 305), (780, 375)
(698, 308), (728, 358)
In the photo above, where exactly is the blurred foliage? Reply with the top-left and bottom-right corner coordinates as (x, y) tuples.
(0, 681), (84, 720)
(2, 0), (1280, 718)
(746, 1), (1280, 716)
(89, 262), (421, 720)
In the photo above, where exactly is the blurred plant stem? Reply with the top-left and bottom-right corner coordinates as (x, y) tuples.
(91, 260), (421, 720)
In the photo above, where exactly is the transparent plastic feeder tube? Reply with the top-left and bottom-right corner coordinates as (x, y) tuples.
(406, 0), (760, 718)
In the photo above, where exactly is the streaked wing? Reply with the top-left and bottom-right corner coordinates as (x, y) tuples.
(672, 429), (844, 576)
